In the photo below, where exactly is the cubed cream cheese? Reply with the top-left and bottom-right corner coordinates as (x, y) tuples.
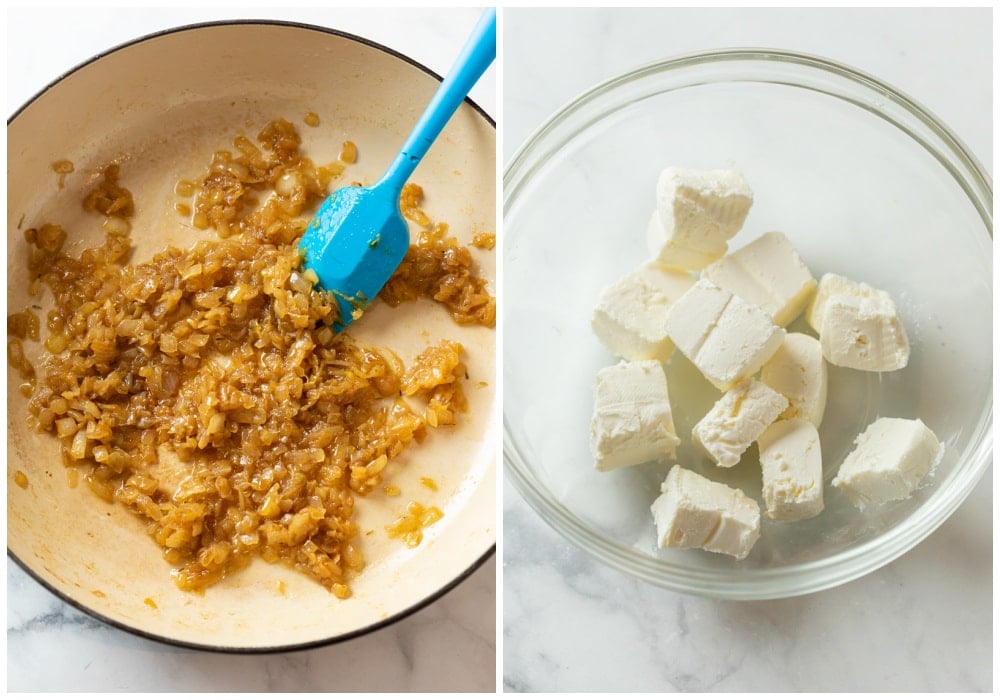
(805, 272), (886, 332)
(664, 278), (786, 390)
(832, 417), (941, 509)
(651, 464), (761, 559)
(819, 295), (910, 372)
(757, 419), (824, 521)
(701, 231), (817, 327)
(692, 378), (789, 467)
(760, 332), (828, 426)
(646, 167), (753, 271)
(591, 262), (696, 361)
(805, 273), (910, 371)
(590, 360), (680, 471)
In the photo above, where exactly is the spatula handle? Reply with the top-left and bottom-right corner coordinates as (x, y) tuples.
(380, 8), (496, 191)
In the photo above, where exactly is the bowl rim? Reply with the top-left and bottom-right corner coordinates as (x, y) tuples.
(502, 46), (992, 600)
(504, 47), (991, 225)
(7, 17), (496, 654)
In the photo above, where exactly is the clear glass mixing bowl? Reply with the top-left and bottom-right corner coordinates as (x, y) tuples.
(503, 49), (992, 600)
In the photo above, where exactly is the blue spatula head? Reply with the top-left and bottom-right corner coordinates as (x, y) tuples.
(299, 183), (410, 332)
(298, 9), (494, 333)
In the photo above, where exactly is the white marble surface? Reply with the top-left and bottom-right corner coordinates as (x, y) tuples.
(6, 7), (495, 693)
(502, 8), (992, 693)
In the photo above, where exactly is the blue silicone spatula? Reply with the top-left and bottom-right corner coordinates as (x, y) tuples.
(299, 8), (496, 332)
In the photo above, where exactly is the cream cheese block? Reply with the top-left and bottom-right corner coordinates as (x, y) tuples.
(760, 332), (828, 426)
(591, 262), (696, 361)
(832, 417), (941, 509)
(590, 360), (680, 471)
(651, 464), (761, 559)
(664, 278), (786, 390)
(646, 167), (753, 271)
(701, 231), (817, 327)
(757, 419), (824, 521)
(806, 273), (910, 372)
(692, 378), (789, 468)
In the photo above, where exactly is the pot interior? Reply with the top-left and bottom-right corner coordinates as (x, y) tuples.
(7, 22), (496, 650)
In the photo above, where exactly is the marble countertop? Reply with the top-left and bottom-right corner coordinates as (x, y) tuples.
(6, 7), (495, 693)
(502, 8), (991, 693)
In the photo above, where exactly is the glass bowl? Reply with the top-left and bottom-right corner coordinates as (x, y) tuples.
(502, 48), (992, 600)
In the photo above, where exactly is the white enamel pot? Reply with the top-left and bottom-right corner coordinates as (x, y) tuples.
(7, 21), (496, 652)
